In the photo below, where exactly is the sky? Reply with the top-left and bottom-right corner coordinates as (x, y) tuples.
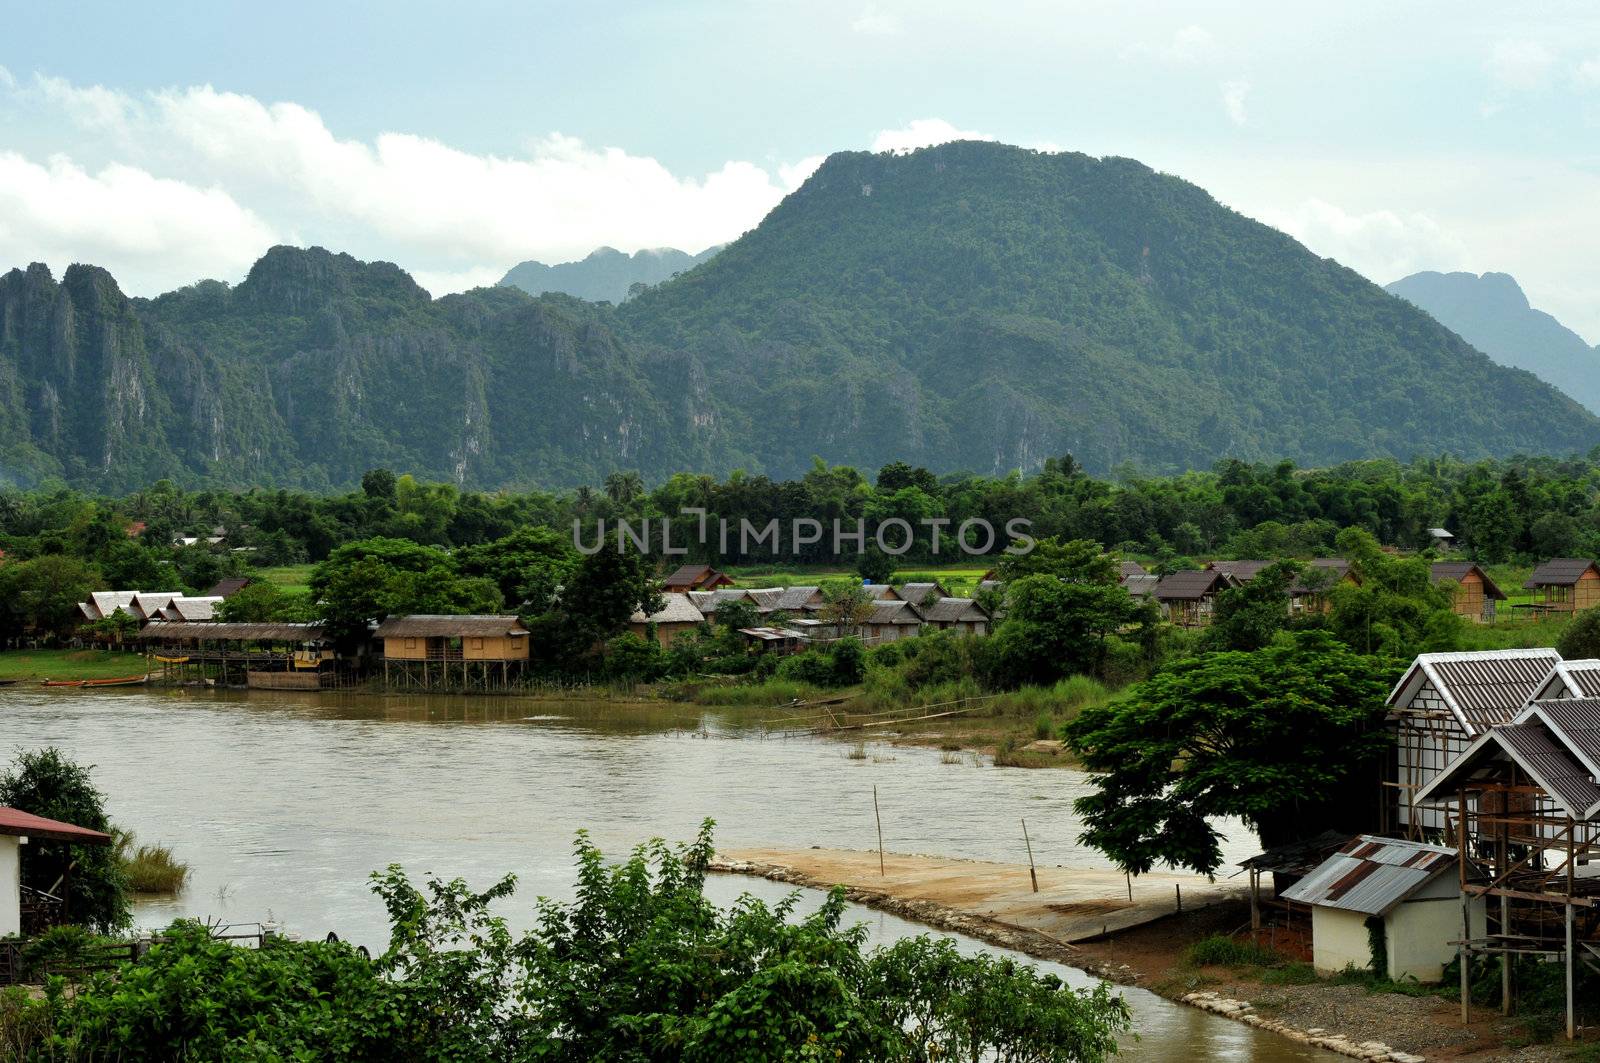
(4, 1), (1600, 339)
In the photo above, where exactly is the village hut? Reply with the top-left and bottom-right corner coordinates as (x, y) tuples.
(857, 600), (923, 643)
(628, 592), (706, 647)
(1119, 560), (1148, 579)
(155, 596), (224, 622)
(863, 583), (901, 600)
(893, 581), (950, 606)
(1205, 559), (1272, 583)
(1522, 558), (1600, 616)
(773, 586), (824, 612)
(910, 597), (989, 635)
(374, 615), (530, 691)
(1153, 569), (1238, 626)
(1282, 835), (1484, 982)
(206, 577), (252, 598)
(661, 565), (735, 593)
(1429, 562), (1506, 623)
(1288, 558), (1359, 614)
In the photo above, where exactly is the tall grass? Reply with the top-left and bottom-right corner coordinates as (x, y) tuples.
(1184, 934), (1283, 968)
(113, 830), (190, 893)
(687, 678), (831, 706)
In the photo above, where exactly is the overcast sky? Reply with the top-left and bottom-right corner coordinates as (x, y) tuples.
(5, 1), (1600, 339)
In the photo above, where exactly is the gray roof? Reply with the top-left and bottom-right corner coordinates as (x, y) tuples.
(1534, 660), (1600, 700)
(140, 621), (327, 642)
(1122, 574), (1160, 598)
(1386, 649), (1562, 735)
(1428, 527), (1454, 539)
(912, 597), (987, 623)
(1154, 569), (1233, 601)
(863, 600), (922, 626)
(374, 615), (529, 638)
(863, 583), (900, 600)
(162, 596), (223, 622)
(630, 592), (706, 625)
(1416, 699), (1600, 819)
(1524, 558), (1599, 589)
(1119, 560), (1148, 578)
(1280, 835), (1458, 916)
(774, 585), (823, 611)
(894, 581), (949, 604)
(744, 588), (783, 611)
(975, 579), (1005, 595)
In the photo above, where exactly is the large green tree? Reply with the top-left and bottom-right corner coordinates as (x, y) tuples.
(1065, 631), (1397, 875)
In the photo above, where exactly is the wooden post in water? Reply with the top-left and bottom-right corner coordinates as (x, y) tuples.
(873, 785), (884, 876)
(1022, 818), (1038, 893)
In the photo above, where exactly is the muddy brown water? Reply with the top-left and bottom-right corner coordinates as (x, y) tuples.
(2, 687), (1342, 1061)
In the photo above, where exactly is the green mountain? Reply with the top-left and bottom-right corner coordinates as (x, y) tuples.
(499, 246), (721, 303)
(1385, 270), (1600, 414)
(1, 142), (1596, 490)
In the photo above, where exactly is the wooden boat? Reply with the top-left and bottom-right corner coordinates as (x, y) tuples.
(40, 675), (149, 688)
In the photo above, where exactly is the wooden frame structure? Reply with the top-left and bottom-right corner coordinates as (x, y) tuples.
(374, 615), (531, 693)
(139, 621), (335, 688)
(1415, 701), (1600, 1040)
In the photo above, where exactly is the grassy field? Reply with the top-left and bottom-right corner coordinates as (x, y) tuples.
(255, 564), (315, 593)
(727, 563), (994, 594)
(0, 648), (151, 682)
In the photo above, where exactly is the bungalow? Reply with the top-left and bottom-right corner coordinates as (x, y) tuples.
(1153, 569), (1239, 626)
(1289, 558), (1359, 614)
(1282, 835), (1485, 982)
(1, 805), (112, 938)
(1430, 562), (1506, 623)
(628, 592), (707, 647)
(773, 586), (824, 612)
(206, 577), (252, 598)
(1119, 560), (1149, 580)
(662, 565), (736, 593)
(1523, 558), (1600, 616)
(376, 615), (530, 662)
(857, 600), (923, 643)
(1383, 648), (1562, 835)
(911, 597), (989, 635)
(863, 583), (901, 600)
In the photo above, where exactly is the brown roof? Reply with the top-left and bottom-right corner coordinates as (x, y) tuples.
(1119, 560), (1148, 578)
(662, 564), (733, 590)
(0, 806), (112, 844)
(1154, 569), (1233, 601)
(1291, 558), (1355, 595)
(140, 621), (327, 641)
(894, 581), (950, 604)
(373, 615), (529, 638)
(207, 577), (252, 598)
(1430, 562), (1506, 600)
(863, 584), (901, 600)
(862, 600), (922, 626)
(1524, 558), (1599, 589)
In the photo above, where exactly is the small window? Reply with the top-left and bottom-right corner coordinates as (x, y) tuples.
(471, 638), (484, 650)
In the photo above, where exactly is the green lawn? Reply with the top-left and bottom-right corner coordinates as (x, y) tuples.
(255, 564), (315, 593)
(0, 649), (151, 682)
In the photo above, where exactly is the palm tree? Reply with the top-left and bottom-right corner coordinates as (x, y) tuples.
(604, 471), (644, 506)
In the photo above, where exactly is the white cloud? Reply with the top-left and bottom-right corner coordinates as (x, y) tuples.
(1486, 40), (1556, 92)
(1254, 197), (1470, 284)
(0, 66), (14, 90)
(1121, 25), (1216, 65)
(409, 265), (506, 297)
(778, 154), (827, 191)
(870, 118), (996, 154)
(1221, 80), (1250, 126)
(31, 73), (134, 130)
(0, 151), (277, 290)
(851, 4), (900, 36)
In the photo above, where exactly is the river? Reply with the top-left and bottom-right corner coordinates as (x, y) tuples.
(1, 687), (1341, 1061)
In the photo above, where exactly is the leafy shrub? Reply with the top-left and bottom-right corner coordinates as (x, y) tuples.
(1183, 934), (1282, 968)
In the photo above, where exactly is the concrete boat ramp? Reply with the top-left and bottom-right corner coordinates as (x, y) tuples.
(712, 847), (1243, 945)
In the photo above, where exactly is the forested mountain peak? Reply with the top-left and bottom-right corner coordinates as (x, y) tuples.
(498, 245), (721, 303)
(0, 141), (1597, 490)
(1385, 270), (1600, 414)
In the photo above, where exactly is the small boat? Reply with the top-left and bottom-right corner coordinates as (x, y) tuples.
(40, 675), (149, 688)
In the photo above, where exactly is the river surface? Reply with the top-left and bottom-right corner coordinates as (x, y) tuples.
(1, 687), (1340, 1061)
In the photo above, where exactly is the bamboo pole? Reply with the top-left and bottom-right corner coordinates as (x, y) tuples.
(873, 785), (884, 877)
(1022, 818), (1038, 893)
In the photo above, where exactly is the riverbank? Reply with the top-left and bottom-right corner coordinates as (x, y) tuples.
(0, 648), (149, 682)
(714, 848), (1586, 1062)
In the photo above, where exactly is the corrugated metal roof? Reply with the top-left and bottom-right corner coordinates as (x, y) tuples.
(0, 806), (112, 844)
(1281, 835), (1457, 915)
(1524, 558), (1599, 589)
(1536, 661), (1600, 700)
(1496, 723), (1600, 815)
(373, 615), (528, 638)
(1388, 650), (1561, 735)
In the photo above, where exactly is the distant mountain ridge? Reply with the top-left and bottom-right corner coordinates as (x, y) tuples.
(499, 245), (721, 303)
(1384, 271), (1600, 414)
(1, 141), (1596, 491)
